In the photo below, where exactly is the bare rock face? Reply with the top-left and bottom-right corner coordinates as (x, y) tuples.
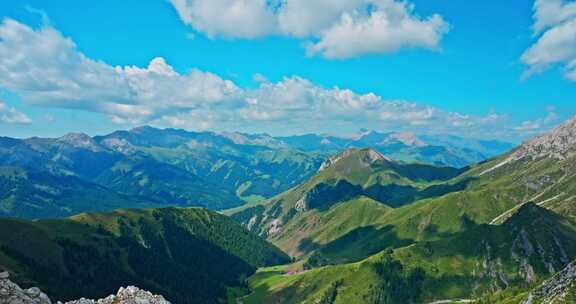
(510, 116), (576, 161)
(57, 133), (102, 152)
(522, 260), (576, 304)
(0, 272), (169, 304)
(60, 286), (170, 304)
(0, 272), (52, 304)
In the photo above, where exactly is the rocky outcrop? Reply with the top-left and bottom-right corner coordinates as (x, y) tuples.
(0, 272), (169, 304)
(510, 116), (576, 161)
(60, 286), (170, 304)
(0, 271), (51, 304)
(57, 133), (103, 152)
(522, 260), (576, 304)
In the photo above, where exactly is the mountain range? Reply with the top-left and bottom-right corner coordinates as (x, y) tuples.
(2, 118), (575, 303)
(278, 130), (513, 168)
(0, 127), (512, 218)
(230, 116), (576, 303)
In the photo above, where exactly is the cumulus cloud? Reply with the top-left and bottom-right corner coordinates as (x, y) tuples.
(522, 0), (576, 80)
(170, 0), (278, 39)
(169, 0), (449, 58)
(0, 101), (31, 124)
(532, 0), (576, 32)
(0, 18), (550, 139)
(0, 18), (239, 123)
(305, 1), (449, 58)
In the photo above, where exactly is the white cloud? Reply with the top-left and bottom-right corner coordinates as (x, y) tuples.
(0, 19), (551, 139)
(0, 18), (239, 123)
(276, 0), (364, 37)
(523, 0), (576, 80)
(169, 0), (449, 58)
(170, 0), (278, 39)
(306, 1), (449, 58)
(533, 0), (576, 32)
(0, 101), (31, 124)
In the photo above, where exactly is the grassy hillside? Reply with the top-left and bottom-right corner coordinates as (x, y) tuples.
(94, 158), (243, 209)
(0, 166), (158, 218)
(0, 207), (289, 303)
(232, 133), (576, 265)
(241, 204), (576, 303)
(97, 127), (323, 200)
(228, 117), (576, 304)
(300, 148), (576, 266)
(231, 148), (467, 257)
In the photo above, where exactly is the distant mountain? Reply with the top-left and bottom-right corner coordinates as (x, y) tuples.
(278, 131), (514, 168)
(0, 207), (288, 303)
(0, 127), (324, 217)
(0, 126), (510, 219)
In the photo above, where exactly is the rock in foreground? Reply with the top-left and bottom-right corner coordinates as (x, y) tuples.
(0, 271), (169, 304)
(60, 286), (170, 304)
(0, 271), (51, 304)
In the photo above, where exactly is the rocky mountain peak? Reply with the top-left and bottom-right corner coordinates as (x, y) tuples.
(58, 133), (101, 151)
(388, 132), (427, 147)
(510, 115), (576, 161)
(99, 137), (136, 154)
(318, 148), (390, 172)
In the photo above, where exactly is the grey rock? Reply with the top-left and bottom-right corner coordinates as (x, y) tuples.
(61, 286), (170, 304)
(0, 273), (169, 304)
(0, 274), (51, 304)
(510, 116), (576, 161)
(25, 287), (42, 298)
(522, 260), (576, 304)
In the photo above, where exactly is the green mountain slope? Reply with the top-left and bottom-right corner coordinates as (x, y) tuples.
(243, 204), (576, 303)
(231, 148), (465, 257)
(97, 127), (323, 200)
(94, 158), (241, 210)
(302, 117), (576, 266)
(0, 207), (289, 303)
(232, 116), (576, 303)
(0, 166), (158, 218)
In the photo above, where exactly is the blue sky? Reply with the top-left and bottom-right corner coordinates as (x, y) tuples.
(0, 0), (575, 141)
